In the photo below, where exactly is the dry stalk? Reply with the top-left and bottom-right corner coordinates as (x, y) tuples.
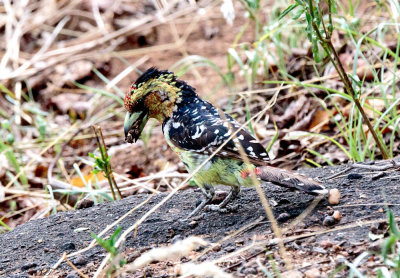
(44, 193), (155, 278)
(308, 1), (389, 159)
(5, 123), (78, 189)
(124, 237), (208, 272)
(63, 253), (89, 278)
(47, 127), (87, 196)
(219, 86), (293, 270)
(91, 125), (122, 200)
(213, 216), (400, 273)
(92, 87), (282, 277)
(0, 1), (199, 82)
(193, 216), (266, 262)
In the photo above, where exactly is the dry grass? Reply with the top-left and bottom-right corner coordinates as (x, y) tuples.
(0, 0), (210, 231)
(1, 0), (400, 277)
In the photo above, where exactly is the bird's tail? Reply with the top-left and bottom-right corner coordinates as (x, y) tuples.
(255, 166), (328, 195)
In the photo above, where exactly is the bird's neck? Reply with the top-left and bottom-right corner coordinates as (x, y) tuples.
(144, 91), (175, 122)
(146, 88), (197, 123)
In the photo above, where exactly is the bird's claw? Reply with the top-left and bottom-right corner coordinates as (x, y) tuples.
(204, 204), (228, 213)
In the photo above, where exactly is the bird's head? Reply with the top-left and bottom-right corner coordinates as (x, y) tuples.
(124, 67), (184, 143)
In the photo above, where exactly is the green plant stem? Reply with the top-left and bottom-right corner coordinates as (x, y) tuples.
(327, 0), (333, 36)
(98, 127), (122, 199)
(310, 19), (389, 159)
(92, 125), (122, 200)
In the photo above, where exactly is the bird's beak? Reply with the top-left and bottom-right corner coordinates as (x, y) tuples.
(124, 110), (149, 143)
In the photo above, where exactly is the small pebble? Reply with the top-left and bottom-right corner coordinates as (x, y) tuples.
(21, 262), (37, 271)
(277, 212), (290, 222)
(224, 245), (236, 253)
(180, 256), (190, 263)
(347, 173), (363, 179)
(76, 198), (94, 209)
(212, 244), (222, 252)
(243, 267), (258, 275)
(370, 222), (388, 234)
(269, 199), (278, 206)
(333, 210), (342, 221)
(281, 270), (303, 278)
(332, 245), (342, 252)
(320, 240), (333, 249)
(378, 208), (384, 213)
(305, 268), (322, 278)
(328, 189), (340, 205)
(235, 239), (244, 246)
(62, 242), (76, 251)
(323, 216), (335, 226)
(313, 247), (327, 254)
(73, 256), (87, 266)
(335, 255), (346, 265)
(238, 266), (246, 274)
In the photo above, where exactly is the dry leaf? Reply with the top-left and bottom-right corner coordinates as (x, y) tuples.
(309, 110), (331, 132)
(356, 58), (374, 81)
(71, 172), (107, 188)
(365, 98), (386, 118)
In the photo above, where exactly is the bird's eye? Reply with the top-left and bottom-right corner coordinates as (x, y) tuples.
(132, 97), (145, 112)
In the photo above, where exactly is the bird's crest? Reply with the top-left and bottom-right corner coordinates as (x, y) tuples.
(124, 68), (177, 113)
(125, 67), (197, 121)
(134, 67), (171, 86)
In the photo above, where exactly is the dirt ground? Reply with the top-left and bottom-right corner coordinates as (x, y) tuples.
(1, 1), (400, 277)
(1, 162), (399, 277)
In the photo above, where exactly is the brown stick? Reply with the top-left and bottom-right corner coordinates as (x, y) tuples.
(310, 11), (389, 159)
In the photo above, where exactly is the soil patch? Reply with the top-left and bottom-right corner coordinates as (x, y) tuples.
(1, 163), (399, 277)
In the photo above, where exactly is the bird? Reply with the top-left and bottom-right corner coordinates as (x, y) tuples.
(124, 67), (327, 218)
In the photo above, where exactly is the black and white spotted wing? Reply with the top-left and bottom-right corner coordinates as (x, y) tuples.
(164, 98), (270, 166)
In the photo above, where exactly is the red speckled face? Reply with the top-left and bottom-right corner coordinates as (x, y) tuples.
(124, 84), (137, 112)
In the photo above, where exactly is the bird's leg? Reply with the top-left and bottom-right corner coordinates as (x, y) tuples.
(205, 185), (240, 211)
(185, 184), (215, 220)
(218, 185), (240, 208)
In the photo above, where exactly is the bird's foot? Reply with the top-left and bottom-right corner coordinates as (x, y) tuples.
(204, 204), (228, 213)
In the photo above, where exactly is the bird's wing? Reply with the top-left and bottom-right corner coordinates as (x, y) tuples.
(165, 99), (269, 165)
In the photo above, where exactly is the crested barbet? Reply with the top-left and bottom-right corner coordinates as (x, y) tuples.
(124, 68), (327, 218)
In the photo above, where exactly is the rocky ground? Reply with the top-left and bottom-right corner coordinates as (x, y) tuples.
(1, 162), (399, 277)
